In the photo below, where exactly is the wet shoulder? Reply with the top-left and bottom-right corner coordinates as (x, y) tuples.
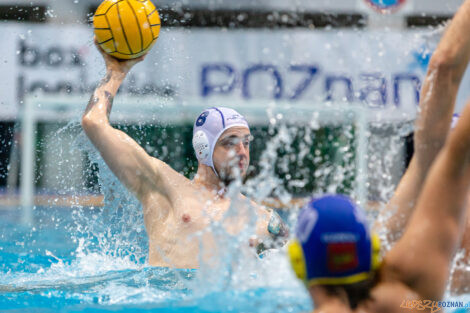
(150, 160), (194, 201)
(153, 159), (190, 185)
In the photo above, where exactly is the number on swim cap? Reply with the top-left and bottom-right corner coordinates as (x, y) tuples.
(196, 111), (209, 126)
(297, 208), (318, 243)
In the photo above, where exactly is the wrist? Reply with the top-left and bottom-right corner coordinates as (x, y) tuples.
(96, 70), (125, 94)
(106, 69), (127, 81)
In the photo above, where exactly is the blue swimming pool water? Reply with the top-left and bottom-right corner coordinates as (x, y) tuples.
(2, 204), (469, 313)
(0, 206), (312, 313)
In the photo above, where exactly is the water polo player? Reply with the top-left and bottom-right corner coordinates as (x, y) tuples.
(286, 2), (470, 308)
(374, 0), (470, 293)
(289, 137), (470, 311)
(81, 41), (287, 269)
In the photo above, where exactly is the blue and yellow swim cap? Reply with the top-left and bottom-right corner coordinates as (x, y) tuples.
(288, 195), (381, 286)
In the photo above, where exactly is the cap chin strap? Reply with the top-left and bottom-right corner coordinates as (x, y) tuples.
(211, 164), (220, 178)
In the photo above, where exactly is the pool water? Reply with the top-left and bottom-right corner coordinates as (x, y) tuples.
(3, 204), (470, 313)
(0, 206), (312, 313)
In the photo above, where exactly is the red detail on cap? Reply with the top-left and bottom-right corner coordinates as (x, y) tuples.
(327, 242), (358, 273)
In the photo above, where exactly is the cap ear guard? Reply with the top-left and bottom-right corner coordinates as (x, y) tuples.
(192, 130), (211, 164)
(371, 233), (381, 271)
(288, 239), (307, 282)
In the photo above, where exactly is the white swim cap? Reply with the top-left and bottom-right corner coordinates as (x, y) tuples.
(192, 107), (250, 175)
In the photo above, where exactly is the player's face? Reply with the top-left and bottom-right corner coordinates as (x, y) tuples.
(213, 127), (252, 183)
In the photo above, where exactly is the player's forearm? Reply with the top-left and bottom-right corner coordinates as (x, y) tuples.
(82, 70), (125, 126)
(377, 158), (423, 245)
(432, 0), (470, 77)
(423, 106), (470, 254)
(413, 73), (457, 171)
(447, 100), (470, 167)
(414, 0), (470, 170)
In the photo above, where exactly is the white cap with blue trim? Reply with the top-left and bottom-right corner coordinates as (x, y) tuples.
(192, 107), (250, 175)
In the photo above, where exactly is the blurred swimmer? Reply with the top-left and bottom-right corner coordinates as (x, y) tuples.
(375, 0), (470, 294)
(289, 113), (470, 311)
(81, 42), (287, 269)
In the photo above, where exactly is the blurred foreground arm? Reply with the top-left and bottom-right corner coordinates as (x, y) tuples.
(376, 0), (470, 245)
(385, 97), (470, 300)
(81, 42), (161, 200)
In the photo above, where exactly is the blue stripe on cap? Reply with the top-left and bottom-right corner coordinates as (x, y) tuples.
(211, 107), (226, 128)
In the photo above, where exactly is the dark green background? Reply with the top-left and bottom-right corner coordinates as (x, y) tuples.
(34, 122), (357, 198)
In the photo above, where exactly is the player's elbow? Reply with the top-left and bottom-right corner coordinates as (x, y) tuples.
(81, 114), (105, 134)
(428, 51), (460, 82)
(81, 115), (94, 132)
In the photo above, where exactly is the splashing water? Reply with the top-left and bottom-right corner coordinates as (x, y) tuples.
(2, 104), (470, 312)
(1, 117), (317, 312)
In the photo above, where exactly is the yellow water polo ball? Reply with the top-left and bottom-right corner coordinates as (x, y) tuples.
(93, 0), (161, 60)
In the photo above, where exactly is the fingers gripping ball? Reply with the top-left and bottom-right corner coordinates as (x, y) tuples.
(93, 0), (161, 60)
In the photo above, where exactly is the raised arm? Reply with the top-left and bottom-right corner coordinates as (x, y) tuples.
(385, 97), (470, 300)
(81, 42), (163, 200)
(376, 0), (470, 245)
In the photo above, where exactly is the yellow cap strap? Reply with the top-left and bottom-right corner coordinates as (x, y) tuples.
(287, 239), (307, 281)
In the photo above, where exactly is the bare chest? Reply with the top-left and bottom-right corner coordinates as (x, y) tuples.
(174, 197), (251, 235)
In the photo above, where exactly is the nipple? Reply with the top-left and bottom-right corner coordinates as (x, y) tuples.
(182, 213), (191, 223)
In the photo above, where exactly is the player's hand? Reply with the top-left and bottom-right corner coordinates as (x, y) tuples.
(93, 37), (147, 77)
